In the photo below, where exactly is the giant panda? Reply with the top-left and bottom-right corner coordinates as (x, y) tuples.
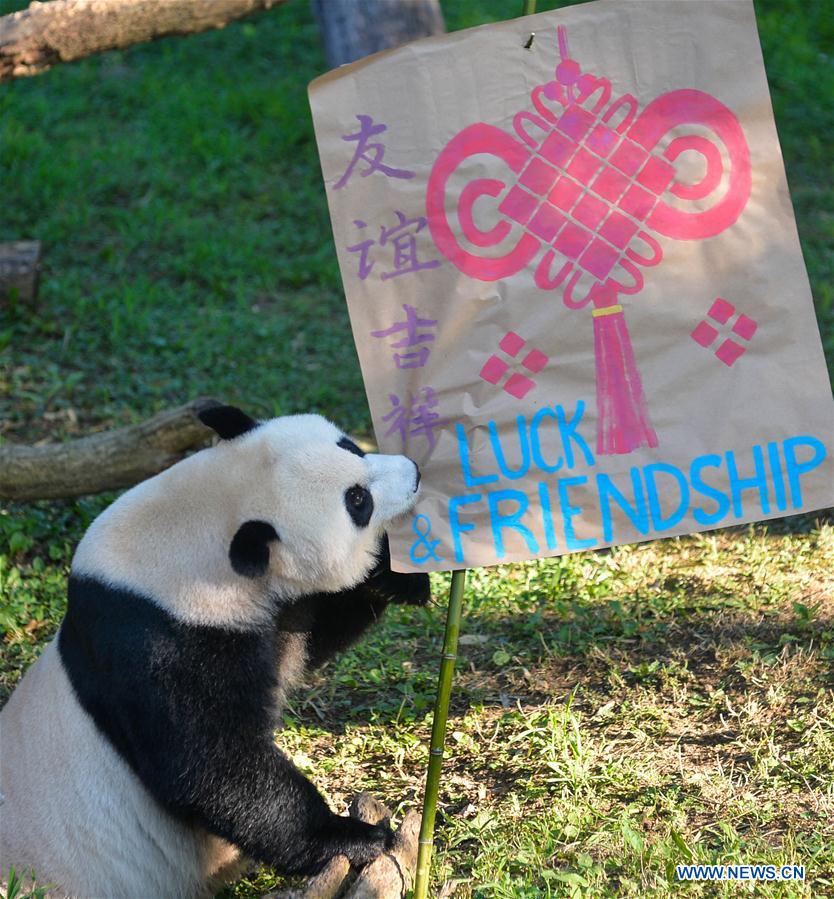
(0, 405), (430, 899)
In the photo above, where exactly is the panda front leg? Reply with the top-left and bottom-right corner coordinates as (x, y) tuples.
(185, 740), (393, 875)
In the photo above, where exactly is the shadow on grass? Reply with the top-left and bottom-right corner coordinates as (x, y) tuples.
(289, 581), (834, 737)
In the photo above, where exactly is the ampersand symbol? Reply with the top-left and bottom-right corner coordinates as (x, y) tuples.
(409, 514), (443, 565)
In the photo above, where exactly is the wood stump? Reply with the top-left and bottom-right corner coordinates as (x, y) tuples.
(311, 0), (444, 69)
(268, 794), (421, 899)
(0, 240), (41, 308)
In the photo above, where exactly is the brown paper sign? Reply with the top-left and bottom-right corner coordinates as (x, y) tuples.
(309, 0), (834, 573)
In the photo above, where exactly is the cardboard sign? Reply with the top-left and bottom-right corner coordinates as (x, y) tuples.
(309, 0), (834, 573)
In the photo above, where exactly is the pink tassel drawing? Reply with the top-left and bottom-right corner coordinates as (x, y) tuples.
(426, 26), (752, 455)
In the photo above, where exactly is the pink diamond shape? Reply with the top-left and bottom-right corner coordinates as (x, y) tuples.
(566, 147), (602, 186)
(708, 297), (735, 324)
(528, 203), (565, 242)
(548, 177), (583, 212)
(579, 239), (619, 280)
(519, 157), (560, 196)
(599, 210), (638, 249)
(557, 106), (595, 142)
(586, 124), (618, 157)
(572, 193), (607, 230)
(480, 355), (509, 384)
(715, 339), (746, 367)
(498, 186), (538, 225)
(522, 349), (548, 373)
(504, 373), (536, 399)
(610, 139), (648, 176)
(733, 313), (757, 340)
(499, 331), (526, 357)
(539, 130), (576, 168)
(618, 183), (655, 220)
(636, 155), (675, 195)
(691, 321), (719, 348)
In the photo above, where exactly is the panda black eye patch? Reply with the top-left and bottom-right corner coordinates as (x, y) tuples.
(344, 484), (373, 528)
(337, 436), (366, 458)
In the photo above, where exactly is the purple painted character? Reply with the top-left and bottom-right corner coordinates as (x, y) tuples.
(333, 115), (415, 190)
(379, 211), (441, 280)
(382, 388), (446, 452)
(347, 212), (441, 282)
(347, 219), (376, 280)
(371, 304), (438, 369)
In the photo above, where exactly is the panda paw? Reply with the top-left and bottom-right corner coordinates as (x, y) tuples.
(387, 571), (431, 606)
(326, 815), (394, 867)
(371, 536), (431, 606)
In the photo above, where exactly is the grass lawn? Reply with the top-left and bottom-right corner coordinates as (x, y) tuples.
(1, 0), (832, 896)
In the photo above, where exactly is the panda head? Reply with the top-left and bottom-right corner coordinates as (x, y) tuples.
(72, 405), (421, 628)
(197, 404), (420, 599)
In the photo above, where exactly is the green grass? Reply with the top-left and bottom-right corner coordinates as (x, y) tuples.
(0, 867), (51, 899)
(1, 0), (832, 896)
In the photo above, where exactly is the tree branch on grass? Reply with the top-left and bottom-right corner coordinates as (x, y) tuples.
(0, 397), (220, 502)
(0, 0), (286, 82)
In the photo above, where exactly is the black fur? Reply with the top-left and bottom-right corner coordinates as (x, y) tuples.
(278, 536), (431, 669)
(337, 436), (366, 457)
(369, 533), (431, 606)
(198, 405), (259, 440)
(230, 520), (280, 578)
(58, 576), (393, 876)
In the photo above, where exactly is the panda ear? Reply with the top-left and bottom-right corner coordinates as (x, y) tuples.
(230, 520), (280, 578)
(198, 404), (258, 440)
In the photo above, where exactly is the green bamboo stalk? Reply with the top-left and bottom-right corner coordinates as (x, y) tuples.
(413, 3), (532, 891)
(412, 567), (467, 899)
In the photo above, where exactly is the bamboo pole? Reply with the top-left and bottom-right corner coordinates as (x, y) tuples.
(412, 568), (466, 899)
(413, 2), (534, 892)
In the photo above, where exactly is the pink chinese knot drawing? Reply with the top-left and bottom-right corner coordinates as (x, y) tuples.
(426, 26), (752, 455)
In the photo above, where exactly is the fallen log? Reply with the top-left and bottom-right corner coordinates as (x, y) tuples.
(0, 397), (220, 502)
(268, 793), (418, 899)
(0, 0), (286, 82)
